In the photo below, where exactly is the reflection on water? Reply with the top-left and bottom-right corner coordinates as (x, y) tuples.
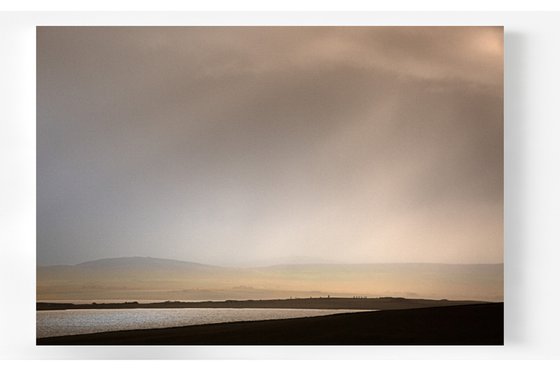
(37, 308), (366, 338)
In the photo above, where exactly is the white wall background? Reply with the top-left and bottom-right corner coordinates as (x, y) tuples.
(1, 11), (559, 359)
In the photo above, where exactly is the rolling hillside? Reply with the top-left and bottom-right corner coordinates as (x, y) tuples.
(37, 257), (503, 302)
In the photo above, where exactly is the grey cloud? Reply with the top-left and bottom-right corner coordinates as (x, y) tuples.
(37, 27), (503, 266)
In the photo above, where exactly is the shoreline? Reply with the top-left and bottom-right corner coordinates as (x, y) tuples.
(37, 296), (486, 311)
(37, 303), (503, 345)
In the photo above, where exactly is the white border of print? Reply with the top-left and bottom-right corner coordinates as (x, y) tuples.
(2, 10), (560, 360)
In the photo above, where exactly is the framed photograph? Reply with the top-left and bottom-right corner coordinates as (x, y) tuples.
(36, 26), (503, 346)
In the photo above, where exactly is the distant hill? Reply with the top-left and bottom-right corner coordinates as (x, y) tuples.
(37, 257), (503, 302)
(75, 256), (216, 270)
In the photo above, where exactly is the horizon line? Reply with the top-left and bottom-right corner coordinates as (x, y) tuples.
(37, 255), (505, 268)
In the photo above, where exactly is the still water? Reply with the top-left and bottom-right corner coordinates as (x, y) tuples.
(37, 308), (365, 338)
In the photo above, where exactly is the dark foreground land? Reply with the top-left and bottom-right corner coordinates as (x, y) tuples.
(37, 297), (483, 311)
(37, 303), (503, 345)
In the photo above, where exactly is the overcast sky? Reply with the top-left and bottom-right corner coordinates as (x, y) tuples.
(37, 26), (503, 266)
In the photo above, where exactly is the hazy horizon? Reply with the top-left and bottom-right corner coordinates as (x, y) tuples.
(37, 256), (504, 301)
(37, 254), (504, 268)
(37, 27), (503, 269)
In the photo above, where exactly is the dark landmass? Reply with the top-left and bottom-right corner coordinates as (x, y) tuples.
(37, 296), (484, 311)
(37, 303), (503, 345)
